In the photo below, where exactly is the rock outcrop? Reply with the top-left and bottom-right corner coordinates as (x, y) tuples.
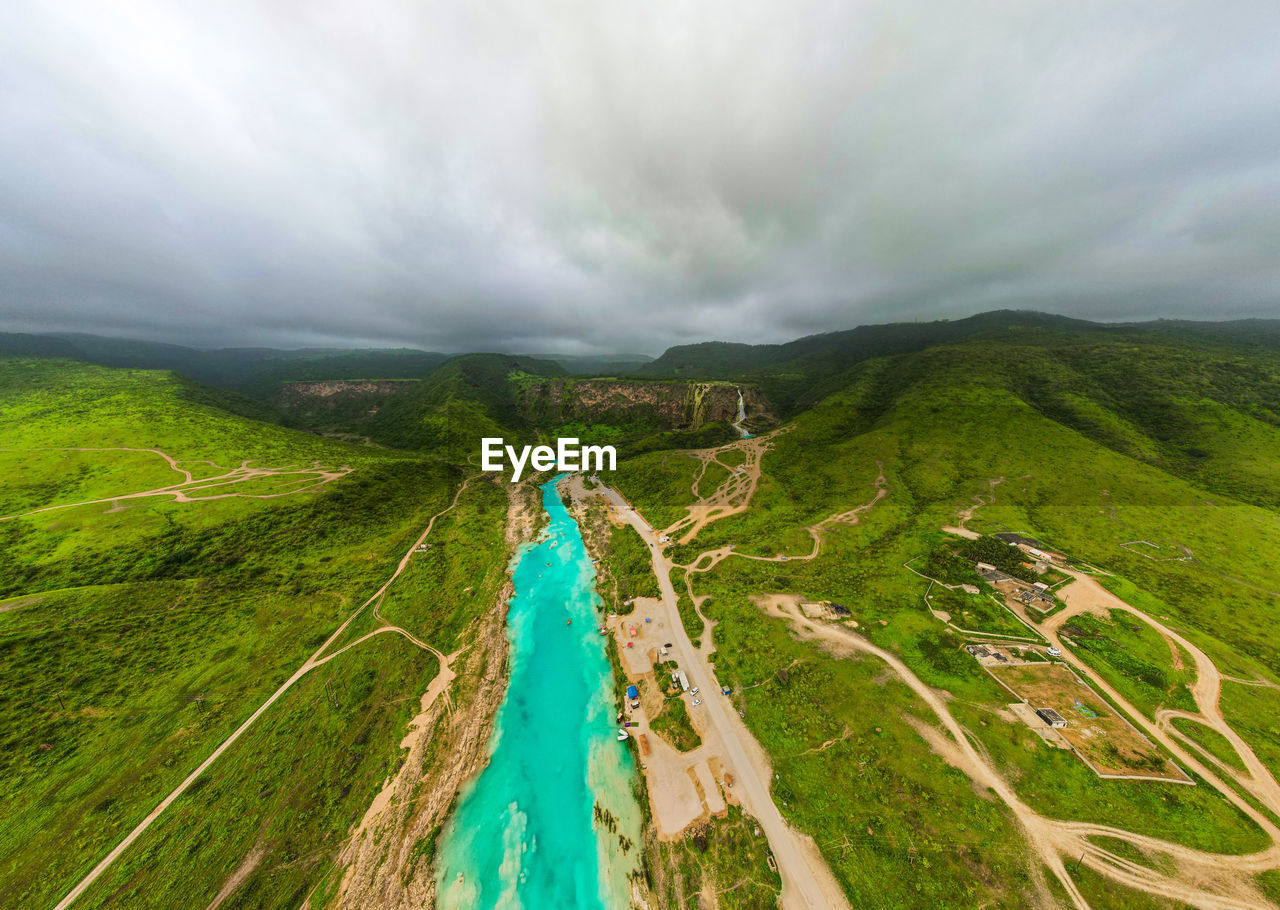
(514, 380), (771, 431)
(275, 380), (418, 424)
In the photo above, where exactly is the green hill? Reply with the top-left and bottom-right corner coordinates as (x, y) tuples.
(614, 332), (1280, 906)
(639, 311), (1280, 418)
(359, 353), (569, 455)
(9, 319), (1280, 909)
(0, 332), (449, 399)
(0, 358), (513, 909)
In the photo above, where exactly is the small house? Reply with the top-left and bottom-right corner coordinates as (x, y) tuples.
(1036, 708), (1068, 728)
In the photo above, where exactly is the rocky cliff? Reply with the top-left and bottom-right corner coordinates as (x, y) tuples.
(514, 379), (771, 431)
(276, 380), (418, 424)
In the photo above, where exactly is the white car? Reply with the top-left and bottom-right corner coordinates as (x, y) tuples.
(690, 687), (699, 696)
(691, 699), (702, 706)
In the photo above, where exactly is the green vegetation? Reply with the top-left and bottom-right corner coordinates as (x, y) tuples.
(618, 420), (736, 457)
(11, 312), (1280, 908)
(700, 593), (1043, 906)
(0, 331), (447, 399)
(1258, 869), (1280, 905)
(376, 479), (510, 653)
(1220, 682), (1280, 784)
(1169, 717), (1247, 772)
(648, 807), (780, 910)
(924, 585), (1033, 638)
(611, 450), (699, 531)
(917, 544), (982, 587)
(0, 358), (513, 908)
(618, 328), (1280, 901)
(649, 696), (701, 752)
(955, 535), (1037, 583)
(606, 522), (661, 601)
(1087, 836), (1178, 875)
(361, 353), (566, 455)
(676, 589), (706, 644)
(1069, 863), (1191, 910)
(1060, 610), (1197, 716)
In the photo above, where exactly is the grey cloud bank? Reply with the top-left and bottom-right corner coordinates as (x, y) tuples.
(2, 0), (1278, 354)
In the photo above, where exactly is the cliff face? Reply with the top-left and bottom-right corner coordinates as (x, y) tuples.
(514, 380), (771, 430)
(275, 379), (418, 424)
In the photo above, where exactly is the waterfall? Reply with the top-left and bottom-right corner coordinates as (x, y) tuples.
(732, 388), (752, 438)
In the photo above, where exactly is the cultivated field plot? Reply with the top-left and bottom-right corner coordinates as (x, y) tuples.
(987, 662), (1191, 782)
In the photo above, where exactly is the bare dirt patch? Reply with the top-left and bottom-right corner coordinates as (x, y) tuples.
(0, 594), (44, 614)
(988, 662), (1190, 782)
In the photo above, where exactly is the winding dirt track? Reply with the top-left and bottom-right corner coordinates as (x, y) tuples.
(761, 596), (1280, 910)
(661, 432), (782, 544)
(0, 448), (351, 522)
(677, 463), (888, 576)
(633, 432), (1280, 909)
(1042, 571), (1280, 822)
(51, 477), (475, 910)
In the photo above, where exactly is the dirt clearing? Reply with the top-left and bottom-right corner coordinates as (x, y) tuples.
(988, 662), (1190, 782)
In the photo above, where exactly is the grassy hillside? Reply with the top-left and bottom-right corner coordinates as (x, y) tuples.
(0, 359), (513, 909)
(614, 334), (1280, 906)
(10, 321), (1280, 908)
(359, 353), (567, 454)
(639, 311), (1280, 420)
(359, 354), (744, 459)
(0, 332), (448, 399)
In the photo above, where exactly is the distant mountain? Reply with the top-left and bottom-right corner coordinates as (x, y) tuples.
(641, 310), (1098, 379)
(535, 353), (654, 375)
(639, 310), (1280, 414)
(0, 333), (84, 359)
(0, 332), (449, 397)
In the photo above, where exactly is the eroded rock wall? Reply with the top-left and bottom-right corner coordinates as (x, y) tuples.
(516, 380), (770, 430)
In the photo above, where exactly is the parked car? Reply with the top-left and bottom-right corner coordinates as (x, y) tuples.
(692, 699), (702, 706)
(690, 687), (699, 696)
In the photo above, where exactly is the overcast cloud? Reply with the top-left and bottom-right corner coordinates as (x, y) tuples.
(1, 0), (1278, 354)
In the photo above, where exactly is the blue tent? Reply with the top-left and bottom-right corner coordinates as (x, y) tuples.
(626, 685), (639, 699)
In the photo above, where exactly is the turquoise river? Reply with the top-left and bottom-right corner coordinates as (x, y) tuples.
(436, 475), (643, 909)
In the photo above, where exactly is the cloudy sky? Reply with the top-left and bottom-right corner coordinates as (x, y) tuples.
(2, 1), (1278, 354)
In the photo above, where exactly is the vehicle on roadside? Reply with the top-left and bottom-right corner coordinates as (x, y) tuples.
(690, 687), (699, 696)
(692, 698), (702, 706)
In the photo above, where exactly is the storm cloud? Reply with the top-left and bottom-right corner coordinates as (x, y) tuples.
(2, 0), (1278, 353)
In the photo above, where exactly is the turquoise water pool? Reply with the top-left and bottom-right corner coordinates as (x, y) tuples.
(435, 475), (642, 909)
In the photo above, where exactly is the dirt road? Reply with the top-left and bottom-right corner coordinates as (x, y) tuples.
(662, 432), (782, 544)
(52, 478), (475, 910)
(1, 449), (350, 522)
(760, 595), (1280, 910)
(1045, 569), (1280, 824)
(678, 464), (887, 576)
(595, 481), (852, 910)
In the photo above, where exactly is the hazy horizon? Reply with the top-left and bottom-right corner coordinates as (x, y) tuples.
(11, 307), (1280, 360)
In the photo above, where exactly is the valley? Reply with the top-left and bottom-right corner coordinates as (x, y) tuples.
(5, 313), (1280, 909)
